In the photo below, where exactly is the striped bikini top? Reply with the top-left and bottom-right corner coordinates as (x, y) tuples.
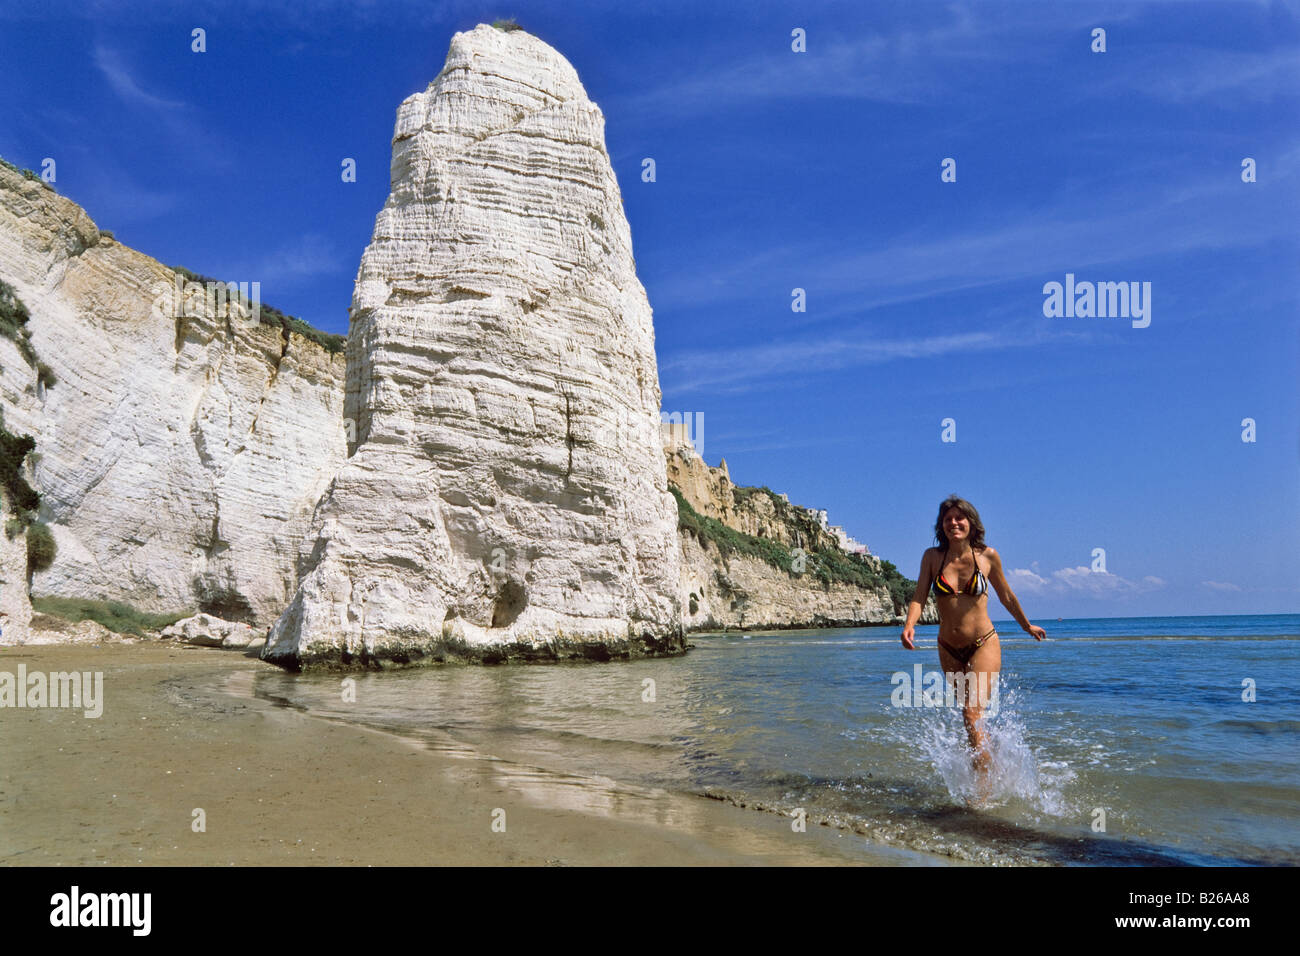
(931, 545), (989, 597)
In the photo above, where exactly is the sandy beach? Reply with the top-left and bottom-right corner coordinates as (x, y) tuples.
(0, 642), (936, 866)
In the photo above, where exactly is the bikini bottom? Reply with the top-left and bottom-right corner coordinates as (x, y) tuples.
(937, 626), (998, 667)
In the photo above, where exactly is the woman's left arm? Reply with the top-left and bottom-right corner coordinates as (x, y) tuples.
(986, 548), (1046, 641)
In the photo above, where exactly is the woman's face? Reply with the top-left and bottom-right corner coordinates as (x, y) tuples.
(943, 507), (970, 541)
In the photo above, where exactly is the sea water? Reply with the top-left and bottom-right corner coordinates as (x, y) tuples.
(248, 614), (1300, 865)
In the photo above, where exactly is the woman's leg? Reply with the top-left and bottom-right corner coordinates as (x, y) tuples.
(962, 635), (1002, 798)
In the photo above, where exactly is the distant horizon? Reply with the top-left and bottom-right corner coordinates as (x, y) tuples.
(992, 611), (1300, 622)
(719, 610), (1300, 624)
(1, 0), (1295, 620)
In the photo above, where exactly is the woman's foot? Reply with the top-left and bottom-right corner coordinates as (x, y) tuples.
(968, 741), (994, 807)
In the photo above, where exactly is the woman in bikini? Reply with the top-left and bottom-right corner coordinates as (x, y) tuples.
(900, 496), (1046, 794)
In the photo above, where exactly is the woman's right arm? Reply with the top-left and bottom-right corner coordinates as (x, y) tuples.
(901, 550), (932, 649)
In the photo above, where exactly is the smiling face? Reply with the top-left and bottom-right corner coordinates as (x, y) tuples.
(934, 497), (985, 551)
(942, 506), (970, 542)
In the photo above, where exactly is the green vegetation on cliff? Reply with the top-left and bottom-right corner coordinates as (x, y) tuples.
(811, 549), (916, 613)
(4, 279), (60, 389)
(671, 485), (793, 570)
(169, 266), (347, 354)
(0, 279), (58, 569)
(669, 485), (917, 613)
(0, 155), (54, 191)
(0, 422), (40, 518)
(0, 408), (58, 574)
(729, 483), (789, 514)
(0, 279), (38, 367)
(31, 596), (191, 637)
(25, 520), (55, 573)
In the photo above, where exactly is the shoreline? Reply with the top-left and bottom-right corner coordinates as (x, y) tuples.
(0, 642), (955, 866)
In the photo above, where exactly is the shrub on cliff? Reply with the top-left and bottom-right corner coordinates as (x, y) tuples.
(807, 546), (879, 589)
(875, 558), (916, 614)
(26, 520), (55, 574)
(492, 18), (522, 31)
(730, 484), (790, 516)
(806, 549), (918, 613)
(0, 279), (30, 330)
(0, 156), (54, 192)
(0, 280), (39, 367)
(0, 422), (41, 518)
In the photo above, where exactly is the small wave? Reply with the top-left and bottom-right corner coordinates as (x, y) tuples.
(1214, 718), (1300, 735)
(694, 778), (1211, 865)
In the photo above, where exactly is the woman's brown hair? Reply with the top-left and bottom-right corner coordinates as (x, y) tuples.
(933, 496), (986, 551)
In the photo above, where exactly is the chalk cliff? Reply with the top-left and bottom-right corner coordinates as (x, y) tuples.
(0, 163), (348, 627)
(263, 25), (683, 667)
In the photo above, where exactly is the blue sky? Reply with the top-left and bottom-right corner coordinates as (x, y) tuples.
(1, 0), (1296, 618)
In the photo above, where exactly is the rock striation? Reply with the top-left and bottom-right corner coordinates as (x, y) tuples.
(263, 25), (683, 667)
(0, 163), (348, 626)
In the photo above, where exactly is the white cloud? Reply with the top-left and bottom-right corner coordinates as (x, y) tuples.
(660, 321), (1057, 395)
(89, 41), (231, 172)
(251, 233), (343, 284)
(609, 3), (1110, 118)
(92, 45), (187, 113)
(1095, 44), (1300, 105)
(1008, 565), (1165, 596)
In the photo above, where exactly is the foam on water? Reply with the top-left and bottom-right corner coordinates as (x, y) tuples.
(907, 680), (1079, 817)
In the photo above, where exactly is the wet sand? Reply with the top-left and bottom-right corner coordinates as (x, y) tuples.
(0, 643), (937, 865)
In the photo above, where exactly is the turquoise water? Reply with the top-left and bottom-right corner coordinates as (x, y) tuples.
(250, 614), (1300, 865)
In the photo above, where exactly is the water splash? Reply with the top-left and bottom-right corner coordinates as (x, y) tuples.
(907, 678), (1078, 816)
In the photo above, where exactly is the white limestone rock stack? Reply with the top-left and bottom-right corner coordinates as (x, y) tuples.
(0, 164), (348, 625)
(264, 25), (683, 668)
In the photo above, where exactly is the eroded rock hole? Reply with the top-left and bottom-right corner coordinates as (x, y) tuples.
(491, 579), (527, 628)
